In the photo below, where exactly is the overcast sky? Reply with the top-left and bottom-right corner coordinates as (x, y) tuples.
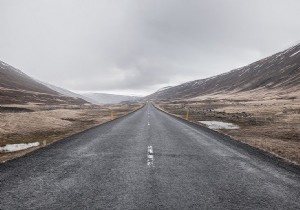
(1, 0), (300, 95)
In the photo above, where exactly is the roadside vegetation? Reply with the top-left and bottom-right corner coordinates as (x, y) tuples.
(0, 102), (143, 162)
(155, 92), (300, 165)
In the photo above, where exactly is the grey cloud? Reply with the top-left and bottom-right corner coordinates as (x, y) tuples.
(0, 0), (300, 95)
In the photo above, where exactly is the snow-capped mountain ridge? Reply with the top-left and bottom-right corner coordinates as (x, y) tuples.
(145, 43), (300, 100)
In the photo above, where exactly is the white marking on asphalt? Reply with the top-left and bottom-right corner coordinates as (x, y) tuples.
(148, 122), (150, 126)
(147, 146), (154, 167)
(148, 145), (153, 154)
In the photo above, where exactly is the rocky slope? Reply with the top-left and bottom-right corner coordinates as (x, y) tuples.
(146, 43), (300, 100)
(0, 61), (88, 105)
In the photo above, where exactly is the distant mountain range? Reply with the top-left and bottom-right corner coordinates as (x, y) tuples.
(145, 43), (300, 100)
(82, 93), (141, 104)
(0, 60), (141, 105)
(40, 81), (140, 104)
(2, 42), (299, 105)
(38, 81), (99, 104)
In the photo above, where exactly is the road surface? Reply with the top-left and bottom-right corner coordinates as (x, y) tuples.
(1, 103), (300, 209)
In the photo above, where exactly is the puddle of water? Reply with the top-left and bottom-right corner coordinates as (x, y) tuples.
(199, 121), (239, 129)
(0, 142), (40, 152)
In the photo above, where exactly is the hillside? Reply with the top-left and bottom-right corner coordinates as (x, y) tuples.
(0, 61), (88, 105)
(39, 81), (99, 104)
(82, 93), (141, 104)
(146, 43), (300, 100)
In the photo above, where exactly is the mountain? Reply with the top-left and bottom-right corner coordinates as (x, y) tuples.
(144, 86), (173, 101)
(145, 43), (300, 100)
(39, 81), (99, 104)
(82, 93), (141, 104)
(0, 60), (88, 105)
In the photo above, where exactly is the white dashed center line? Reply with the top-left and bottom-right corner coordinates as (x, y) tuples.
(147, 146), (154, 167)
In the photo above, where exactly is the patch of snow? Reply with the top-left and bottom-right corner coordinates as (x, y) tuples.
(0, 142), (40, 152)
(285, 45), (297, 53)
(254, 64), (262, 69)
(275, 52), (285, 58)
(157, 86), (172, 92)
(1, 62), (8, 66)
(199, 121), (239, 129)
(0, 61), (27, 76)
(290, 50), (300, 57)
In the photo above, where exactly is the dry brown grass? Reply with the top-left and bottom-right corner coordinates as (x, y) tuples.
(0, 102), (143, 162)
(155, 89), (300, 165)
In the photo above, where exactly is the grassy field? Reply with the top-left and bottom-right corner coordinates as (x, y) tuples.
(155, 89), (300, 165)
(0, 102), (143, 162)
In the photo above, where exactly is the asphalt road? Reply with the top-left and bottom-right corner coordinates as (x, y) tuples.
(1, 103), (300, 209)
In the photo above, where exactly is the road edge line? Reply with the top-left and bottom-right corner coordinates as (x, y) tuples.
(152, 103), (300, 174)
(0, 104), (146, 164)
